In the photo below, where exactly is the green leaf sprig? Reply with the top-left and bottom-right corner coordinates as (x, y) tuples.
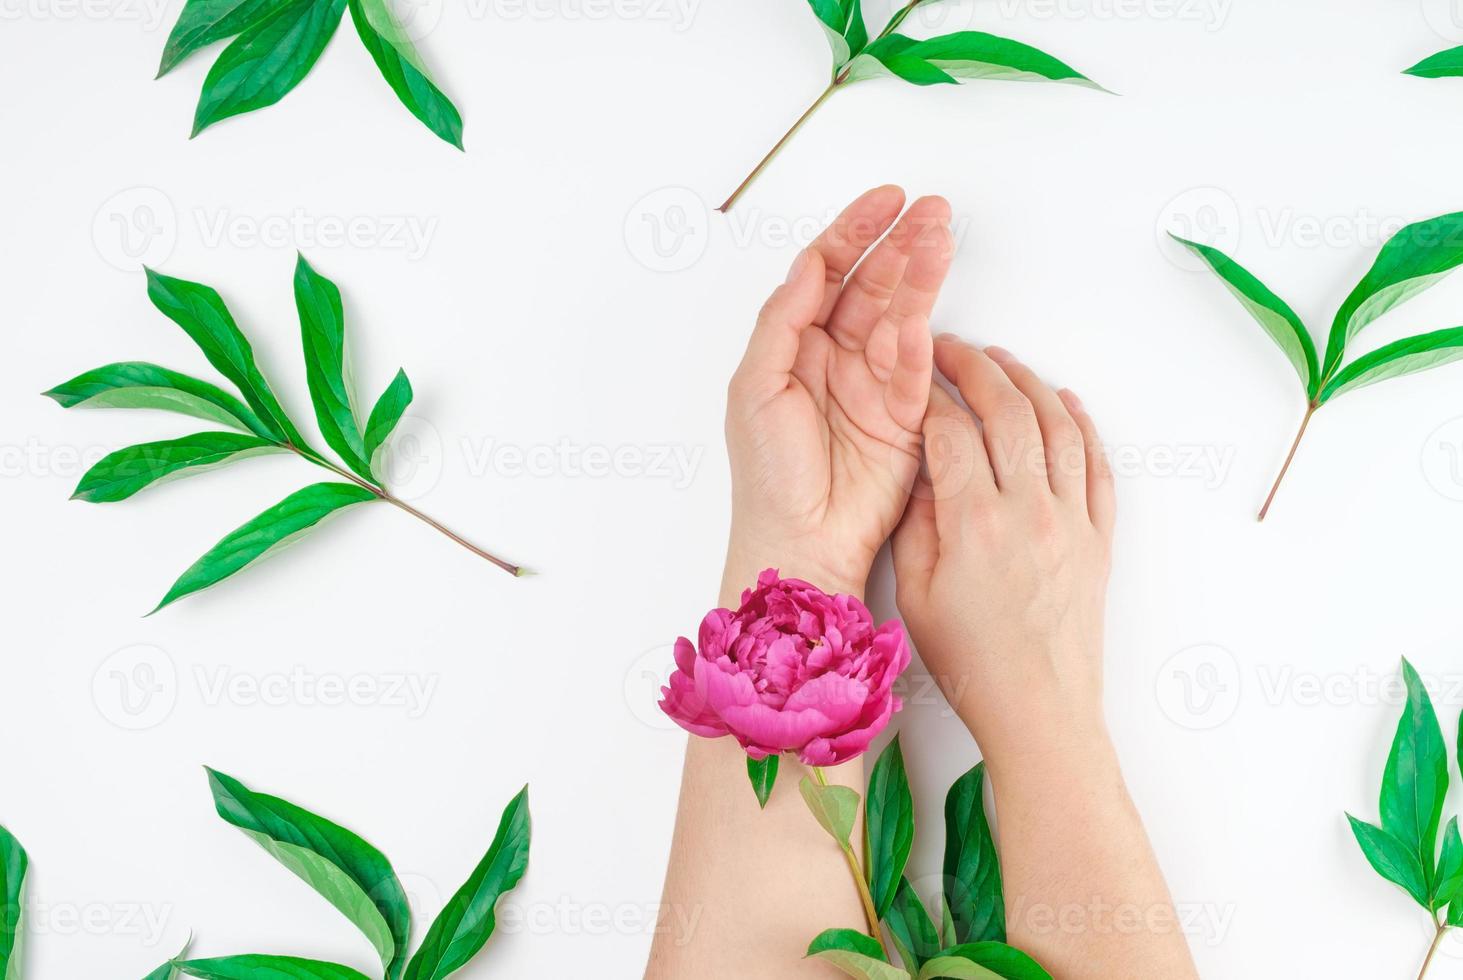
(46, 256), (524, 614)
(157, 0), (463, 146)
(0, 824), (26, 980)
(1406, 41), (1463, 86)
(747, 738), (1048, 979)
(143, 768), (531, 980)
(1171, 212), (1463, 519)
(717, 0), (1104, 212)
(1347, 660), (1463, 980)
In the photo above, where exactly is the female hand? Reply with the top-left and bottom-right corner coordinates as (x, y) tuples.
(724, 185), (954, 600)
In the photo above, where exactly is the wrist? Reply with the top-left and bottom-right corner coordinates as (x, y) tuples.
(721, 538), (867, 606)
(976, 711), (1119, 791)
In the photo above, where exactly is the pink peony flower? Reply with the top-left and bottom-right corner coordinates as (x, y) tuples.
(659, 569), (911, 766)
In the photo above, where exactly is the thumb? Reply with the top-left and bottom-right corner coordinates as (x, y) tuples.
(735, 248), (826, 396)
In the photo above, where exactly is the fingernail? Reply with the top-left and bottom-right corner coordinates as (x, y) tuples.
(785, 248), (809, 283)
(1061, 388), (1084, 409)
(935, 332), (960, 342)
(985, 345), (1013, 362)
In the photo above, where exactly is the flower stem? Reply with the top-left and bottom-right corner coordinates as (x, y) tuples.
(812, 766), (887, 955)
(1419, 920), (1447, 980)
(718, 81), (840, 214)
(286, 444), (522, 576)
(1258, 402), (1317, 522)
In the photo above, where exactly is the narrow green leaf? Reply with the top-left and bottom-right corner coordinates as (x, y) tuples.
(206, 768), (410, 980)
(804, 0), (866, 68)
(1318, 327), (1463, 402)
(142, 935), (193, 980)
(1348, 814), (1430, 908)
(939, 896), (956, 949)
(157, 0), (289, 77)
(809, 928), (888, 960)
(918, 943), (1051, 980)
(846, 32), (1100, 90)
(866, 736), (915, 922)
(0, 825), (26, 980)
(1169, 234), (1318, 397)
(887, 878), (942, 970)
(173, 956), (372, 980)
(145, 269), (307, 446)
(944, 764), (1004, 944)
(403, 786), (531, 980)
(747, 754), (779, 809)
(1379, 659), (1449, 896)
(807, 930), (908, 980)
(363, 369), (413, 465)
(74, 432), (280, 503)
(43, 362), (271, 436)
(916, 958), (1002, 980)
(153, 482), (376, 612)
(294, 255), (372, 481)
(1406, 47), (1463, 79)
(1324, 211), (1463, 380)
(1435, 818), (1463, 911)
(799, 776), (860, 846)
(348, 0), (463, 148)
(844, 35), (955, 85)
(191, 0), (348, 137)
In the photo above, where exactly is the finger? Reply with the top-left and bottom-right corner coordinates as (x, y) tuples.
(921, 383), (994, 538)
(892, 488), (939, 601)
(829, 195), (953, 350)
(808, 185), (907, 328)
(733, 247), (826, 401)
(1060, 388), (1116, 532)
(985, 346), (1085, 501)
(933, 336), (1044, 493)
(882, 313), (934, 433)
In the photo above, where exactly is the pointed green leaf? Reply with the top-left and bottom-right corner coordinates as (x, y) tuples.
(747, 754), (779, 809)
(1324, 212), (1463, 380)
(846, 32), (1099, 90)
(145, 269), (307, 447)
(363, 369), (413, 465)
(917, 959), (1002, 980)
(43, 362), (271, 436)
(206, 768), (410, 980)
(1434, 818), (1463, 911)
(403, 786), (531, 980)
(887, 878), (942, 970)
(939, 896), (956, 948)
(191, 0), (348, 137)
(174, 956), (372, 980)
(805, 0), (866, 68)
(1169, 234), (1318, 397)
(0, 825), (26, 980)
(348, 0), (463, 148)
(917, 943), (1051, 980)
(142, 935), (193, 980)
(944, 764), (1004, 944)
(1318, 327), (1463, 402)
(867, 736), (915, 922)
(799, 776), (860, 846)
(74, 432), (280, 503)
(807, 929), (908, 979)
(1379, 659), (1449, 895)
(844, 35), (955, 85)
(294, 255), (372, 481)
(1406, 47), (1463, 79)
(157, 0), (289, 77)
(153, 481), (376, 612)
(1348, 814), (1430, 907)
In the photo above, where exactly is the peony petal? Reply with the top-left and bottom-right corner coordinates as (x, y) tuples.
(782, 672), (868, 729)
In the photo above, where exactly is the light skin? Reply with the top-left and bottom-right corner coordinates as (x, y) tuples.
(648, 187), (1197, 979)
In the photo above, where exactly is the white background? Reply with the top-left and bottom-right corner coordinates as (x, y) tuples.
(6, 0), (1463, 975)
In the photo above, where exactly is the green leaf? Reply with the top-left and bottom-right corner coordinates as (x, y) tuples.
(887, 878), (942, 970)
(1348, 814), (1430, 907)
(747, 754), (779, 809)
(73, 432), (280, 503)
(799, 776), (860, 846)
(939, 896), (956, 948)
(1379, 659), (1449, 896)
(0, 825), (26, 980)
(866, 736), (915, 922)
(157, 0), (289, 77)
(403, 786), (531, 980)
(206, 768), (410, 980)
(142, 936), (193, 980)
(807, 929), (909, 980)
(348, 0), (463, 148)
(1323, 211), (1463, 380)
(363, 369), (413, 465)
(846, 32), (1100, 90)
(1169, 234), (1318, 398)
(917, 943), (1051, 980)
(145, 269), (307, 447)
(191, 0), (348, 137)
(1435, 818), (1463, 911)
(153, 481), (376, 612)
(944, 764), (1003, 944)
(1406, 47), (1463, 79)
(173, 956), (373, 980)
(43, 362), (271, 436)
(805, 0), (867, 68)
(1318, 327), (1463, 402)
(294, 255), (372, 481)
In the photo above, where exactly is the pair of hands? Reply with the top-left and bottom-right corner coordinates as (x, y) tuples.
(722, 185), (1115, 770)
